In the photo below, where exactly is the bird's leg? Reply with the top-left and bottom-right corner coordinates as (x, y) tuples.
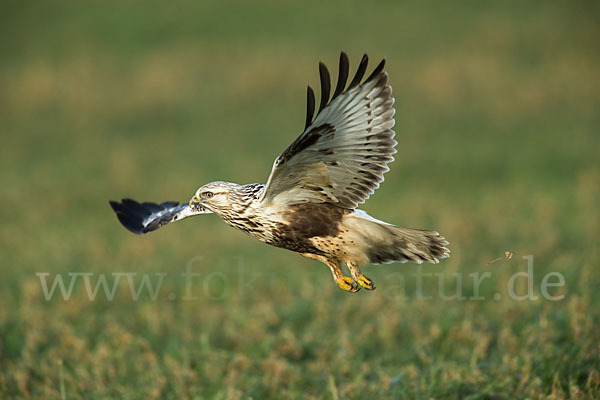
(345, 260), (376, 290)
(301, 253), (360, 293)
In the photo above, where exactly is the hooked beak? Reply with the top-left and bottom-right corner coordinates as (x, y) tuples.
(189, 195), (206, 206)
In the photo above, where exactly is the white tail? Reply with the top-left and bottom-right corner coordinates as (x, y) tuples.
(346, 210), (450, 265)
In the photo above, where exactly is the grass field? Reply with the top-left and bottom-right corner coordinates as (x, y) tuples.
(1, 0), (599, 398)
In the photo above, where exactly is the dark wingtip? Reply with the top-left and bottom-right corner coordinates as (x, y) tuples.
(366, 57), (386, 82)
(303, 52), (385, 131)
(110, 198), (186, 235)
(318, 61), (331, 113)
(348, 53), (369, 89)
(305, 85), (315, 130)
(109, 198), (147, 235)
(332, 51), (350, 100)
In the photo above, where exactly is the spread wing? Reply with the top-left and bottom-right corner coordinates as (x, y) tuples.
(260, 52), (396, 209)
(109, 199), (212, 234)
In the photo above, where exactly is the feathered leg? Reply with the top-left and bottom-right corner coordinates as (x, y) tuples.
(346, 260), (376, 290)
(301, 253), (360, 293)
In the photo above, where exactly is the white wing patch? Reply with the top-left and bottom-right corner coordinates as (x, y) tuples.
(260, 52), (396, 209)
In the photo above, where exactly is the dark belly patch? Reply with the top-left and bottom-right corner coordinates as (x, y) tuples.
(270, 203), (349, 254)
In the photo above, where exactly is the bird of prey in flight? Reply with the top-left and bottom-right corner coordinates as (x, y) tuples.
(110, 52), (449, 292)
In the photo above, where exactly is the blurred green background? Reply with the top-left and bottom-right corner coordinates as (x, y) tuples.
(1, 0), (599, 398)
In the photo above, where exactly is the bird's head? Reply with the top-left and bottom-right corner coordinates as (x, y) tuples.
(189, 181), (239, 213)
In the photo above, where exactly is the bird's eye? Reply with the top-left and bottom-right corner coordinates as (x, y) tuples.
(202, 191), (214, 199)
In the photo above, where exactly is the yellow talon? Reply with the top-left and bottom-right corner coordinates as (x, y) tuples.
(357, 276), (376, 290)
(338, 276), (360, 293)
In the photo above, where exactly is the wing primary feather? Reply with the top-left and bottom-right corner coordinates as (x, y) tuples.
(261, 52), (396, 209)
(305, 85), (315, 129)
(110, 199), (211, 234)
(332, 51), (349, 100)
(366, 58), (386, 82)
(318, 62), (331, 112)
(348, 53), (369, 89)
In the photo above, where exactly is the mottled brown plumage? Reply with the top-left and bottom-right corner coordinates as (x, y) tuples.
(110, 52), (450, 292)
